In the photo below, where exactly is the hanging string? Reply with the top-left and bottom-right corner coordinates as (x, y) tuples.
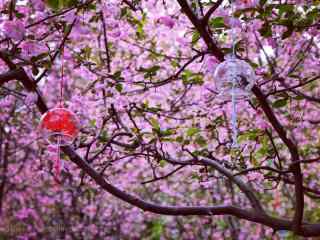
(60, 45), (64, 108)
(230, 0), (238, 148)
(54, 44), (65, 185)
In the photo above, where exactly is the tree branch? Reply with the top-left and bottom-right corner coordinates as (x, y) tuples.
(201, 0), (223, 25)
(62, 145), (320, 237)
(177, 0), (224, 61)
(141, 165), (185, 184)
(252, 86), (303, 232)
(0, 68), (24, 86)
(201, 157), (265, 213)
(100, 11), (111, 73)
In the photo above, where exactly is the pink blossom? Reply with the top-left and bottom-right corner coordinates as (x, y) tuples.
(20, 41), (46, 59)
(31, 0), (45, 11)
(1, 20), (25, 41)
(247, 172), (264, 181)
(25, 92), (38, 106)
(158, 16), (175, 28)
(47, 145), (58, 153)
(228, 17), (241, 28)
(205, 56), (219, 72)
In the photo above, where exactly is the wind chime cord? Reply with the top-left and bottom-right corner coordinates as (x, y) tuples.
(60, 46), (64, 108)
(56, 43), (65, 185)
(230, 0), (238, 148)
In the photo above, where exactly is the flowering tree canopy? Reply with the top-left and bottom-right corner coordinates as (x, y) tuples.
(0, 0), (320, 238)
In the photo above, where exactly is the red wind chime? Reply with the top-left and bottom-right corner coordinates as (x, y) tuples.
(38, 46), (80, 184)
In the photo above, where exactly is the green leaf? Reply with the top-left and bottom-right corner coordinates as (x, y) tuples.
(65, 0), (79, 7)
(259, 22), (272, 38)
(293, 95), (304, 101)
(182, 70), (204, 85)
(209, 17), (225, 28)
(259, 0), (267, 6)
(255, 145), (269, 159)
(217, 219), (228, 229)
(238, 129), (262, 142)
(182, 69), (192, 81)
(159, 160), (166, 168)
(59, 0), (64, 8)
(191, 172), (200, 179)
(46, 0), (59, 10)
(15, 12), (25, 19)
(136, 23), (145, 39)
(99, 130), (108, 143)
(46, 0), (79, 10)
(195, 135), (207, 147)
(115, 83), (123, 93)
(277, 19), (293, 27)
(30, 52), (49, 62)
(277, 4), (294, 16)
(149, 219), (164, 240)
(170, 60), (180, 68)
(120, 7), (131, 18)
(130, 13), (147, 39)
(150, 117), (160, 131)
(234, 8), (256, 18)
(272, 98), (288, 108)
(212, 116), (224, 126)
(175, 136), (184, 143)
(139, 65), (160, 78)
(191, 31), (200, 45)
(41, 60), (52, 69)
(90, 119), (96, 127)
(186, 127), (200, 137)
(306, 8), (319, 22)
(160, 129), (175, 137)
(82, 46), (91, 59)
(113, 71), (123, 80)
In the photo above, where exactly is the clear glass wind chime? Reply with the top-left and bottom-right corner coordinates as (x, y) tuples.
(38, 46), (80, 183)
(213, 0), (256, 148)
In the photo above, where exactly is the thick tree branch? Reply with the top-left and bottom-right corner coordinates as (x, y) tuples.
(62, 145), (320, 237)
(252, 86), (303, 232)
(0, 68), (24, 86)
(201, 158), (265, 213)
(201, 0), (223, 25)
(177, 0), (224, 61)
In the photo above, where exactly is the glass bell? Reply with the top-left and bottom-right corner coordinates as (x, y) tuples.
(38, 107), (80, 146)
(214, 55), (256, 101)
